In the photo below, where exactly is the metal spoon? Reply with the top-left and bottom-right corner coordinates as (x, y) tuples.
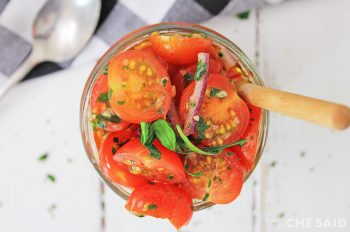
(0, 0), (101, 99)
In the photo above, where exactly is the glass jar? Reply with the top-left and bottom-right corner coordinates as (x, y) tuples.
(80, 22), (269, 211)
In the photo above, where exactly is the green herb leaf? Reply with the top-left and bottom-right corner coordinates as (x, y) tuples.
(96, 113), (121, 124)
(162, 78), (167, 87)
(103, 65), (109, 75)
(38, 153), (49, 161)
(196, 116), (210, 142)
(218, 52), (223, 58)
(202, 193), (210, 201)
(184, 73), (194, 81)
(153, 119), (176, 151)
(208, 179), (212, 188)
(97, 89), (113, 103)
(140, 122), (155, 146)
(146, 144), (161, 160)
(236, 11), (250, 20)
(147, 204), (158, 210)
(47, 174), (56, 183)
(167, 175), (174, 180)
(111, 146), (117, 155)
(210, 88), (221, 97)
(194, 59), (207, 81)
(117, 101), (125, 105)
(96, 117), (106, 129)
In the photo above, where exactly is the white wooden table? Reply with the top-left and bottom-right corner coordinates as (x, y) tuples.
(0, 0), (349, 231)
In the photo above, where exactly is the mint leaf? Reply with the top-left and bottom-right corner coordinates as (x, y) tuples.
(97, 89), (113, 103)
(153, 119), (176, 151)
(140, 122), (154, 146)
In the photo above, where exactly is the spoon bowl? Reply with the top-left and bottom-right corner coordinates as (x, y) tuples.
(0, 0), (101, 99)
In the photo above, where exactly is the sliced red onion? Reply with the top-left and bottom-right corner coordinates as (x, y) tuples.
(167, 101), (182, 130)
(183, 52), (209, 135)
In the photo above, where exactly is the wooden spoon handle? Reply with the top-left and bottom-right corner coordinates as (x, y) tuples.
(235, 81), (350, 130)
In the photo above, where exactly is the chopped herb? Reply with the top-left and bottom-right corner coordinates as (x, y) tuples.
(218, 52), (223, 58)
(184, 73), (194, 81)
(278, 212), (285, 219)
(97, 89), (113, 103)
(236, 11), (250, 20)
(185, 168), (203, 177)
(162, 78), (167, 87)
(117, 101), (125, 105)
(96, 113), (121, 124)
(167, 175), (174, 180)
(137, 215), (145, 217)
(210, 88), (227, 98)
(153, 119), (176, 151)
(270, 161), (277, 167)
(96, 117), (106, 129)
(217, 177), (223, 184)
(157, 108), (163, 114)
(210, 88), (221, 97)
(196, 116), (209, 142)
(213, 176), (218, 181)
(122, 65), (129, 70)
(38, 153), (49, 161)
(111, 146), (117, 154)
(47, 174), (56, 183)
(202, 193), (210, 201)
(189, 101), (196, 108)
(103, 65), (109, 75)
(140, 122), (155, 146)
(147, 144), (161, 160)
(208, 179), (212, 188)
(113, 137), (119, 143)
(147, 204), (158, 210)
(227, 152), (233, 156)
(194, 59), (207, 81)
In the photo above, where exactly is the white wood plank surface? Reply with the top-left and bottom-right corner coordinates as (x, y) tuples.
(257, 0), (350, 231)
(0, 64), (102, 232)
(1, 0), (350, 231)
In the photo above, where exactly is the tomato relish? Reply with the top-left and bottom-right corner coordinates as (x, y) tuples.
(89, 30), (262, 229)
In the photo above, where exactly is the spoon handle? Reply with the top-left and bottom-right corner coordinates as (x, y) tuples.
(0, 51), (40, 100)
(235, 81), (350, 130)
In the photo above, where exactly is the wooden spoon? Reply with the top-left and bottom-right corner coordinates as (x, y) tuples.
(235, 81), (350, 130)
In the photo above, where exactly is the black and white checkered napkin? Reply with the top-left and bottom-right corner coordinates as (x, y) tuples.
(0, 0), (286, 82)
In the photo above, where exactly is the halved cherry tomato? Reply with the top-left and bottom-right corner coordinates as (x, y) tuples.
(183, 150), (243, 204)
(226, 65), (244, 80)
(126, 183), (193, 229)
(115, 139), (186, 183)
(229, 104), (262, 171)
(108, 50), (172, 123)
(99, 127), (147, 188)
(150, 32), (212, 64)
(91, 73), (130, 132)
(179, 74), (250, 146)
(132, 40), (169, 71)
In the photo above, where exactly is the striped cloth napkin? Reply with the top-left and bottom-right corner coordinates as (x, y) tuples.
(0, 0), (286, 83)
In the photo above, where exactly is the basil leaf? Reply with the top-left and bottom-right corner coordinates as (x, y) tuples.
(140, 122), (154, 146)
(153, 119), (176, 151)
(146, 144), (161, 160)
(97, 89), (113, 103)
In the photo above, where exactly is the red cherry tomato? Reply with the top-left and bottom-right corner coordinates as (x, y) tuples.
(99, 128), (147, 188)
(179, 74), (249, 146)
(150, 32), (212, 64)
(183, 150), (244, 204)
(229, 104), (262, 171)
(126, 183), (193, 229)
(115, 139), (186, 183)
(108, 50), (172, 123)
